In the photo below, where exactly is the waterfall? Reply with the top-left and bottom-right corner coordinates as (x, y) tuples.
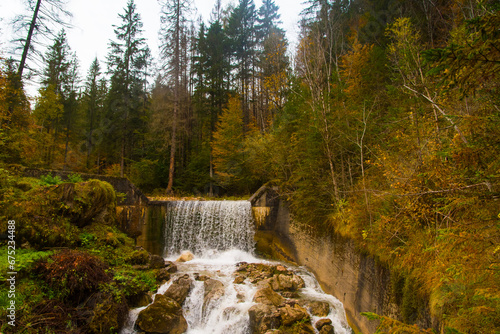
(163, 201), (255, 256)
(121, 200), (353, 334)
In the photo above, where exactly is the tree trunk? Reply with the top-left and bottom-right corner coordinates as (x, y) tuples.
(18, 0), (42, 78)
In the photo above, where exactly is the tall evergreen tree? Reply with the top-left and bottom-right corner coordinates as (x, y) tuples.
(227, 0), (257, 126)
(82, 58), (107, 170)
(159, 0), (191, 194)
(34, 29), (77, 167)
(106, 0), (150, 177)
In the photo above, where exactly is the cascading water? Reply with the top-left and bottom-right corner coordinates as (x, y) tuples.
(163, 201), (255, 256)
(121, 200), (352, 334)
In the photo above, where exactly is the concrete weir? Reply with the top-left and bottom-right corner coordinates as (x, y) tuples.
(248, 185), (436, 334)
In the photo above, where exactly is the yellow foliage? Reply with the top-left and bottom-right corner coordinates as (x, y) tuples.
(339, 33), (374, 99)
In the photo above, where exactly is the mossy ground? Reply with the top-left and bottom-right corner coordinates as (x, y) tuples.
(0, 167), (162, 333)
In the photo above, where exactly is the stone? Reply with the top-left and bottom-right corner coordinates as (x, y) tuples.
(165, 261), (178, 273)
(234, 275), (246, 284)
(308, 301), (331, 317)
(135, 294), (187, 334)
(253, 286), (285, 307)
(149, 254), (166, 269)
(156, 268), (171, 283)
(279, 304), (310, 326)
(315, 318), (333, 330)
(291, 274), (305, 290)
(164, 274), (193, 305)
(203, 279), (225, 311)
(319, 324), (335, 334)
(194, 273), (210, 281)
(132, 291), (153, 308)
(176, 251), (194, 262)
(248, 304), (281, 334)
(276, 265), (287, 272)
(277, 274), (294, 290)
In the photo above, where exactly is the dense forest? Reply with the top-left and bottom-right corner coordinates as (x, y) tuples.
(1, 0), (499, 333)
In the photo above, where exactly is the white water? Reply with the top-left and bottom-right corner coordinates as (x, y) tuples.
(121, 201), (352, 334)
(163, 201), (255, 256)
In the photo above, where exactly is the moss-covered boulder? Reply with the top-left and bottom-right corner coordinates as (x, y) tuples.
(136, 294), (187, 334)
(10, 179), (117, 249)
(88, 291), (128, 334)
(60, 179), (116, 227)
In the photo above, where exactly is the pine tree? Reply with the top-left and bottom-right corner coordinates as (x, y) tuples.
(106, 0), (150, 177)
(227, 0), (257, 126)
(159, 0), (192, 194)
(82, 58), (107, 170)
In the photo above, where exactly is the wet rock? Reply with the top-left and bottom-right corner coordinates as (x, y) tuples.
(234, 275), (246, 284)
(276, 265), (287, 272)
(165, 261), (178, 273)
(248, 304), (281, 334)
(135, 294), (187, 334)
(291, 274), (305, 290)
(319, 324), (335, 334)
(279, 303), (310, 326)
(282, 291), (299, 298)
(164, 274), (193, 305)
(203, 279), (225, 311)
(253, 286), (285, 307)
(176, 251), (194, 262)
(315, 318), (333, 330)
(149, 254), (166, 269)
(194, 273), (210, 281)
(132, 291), (153, 308)
(156, 268), (171, 283)
(308, 301), (331, 317)
(277, 274), (294, 290)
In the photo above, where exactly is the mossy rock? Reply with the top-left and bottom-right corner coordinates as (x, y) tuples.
(88, 292), (128, 334)
(136, 294), (187, 334)
(126, 248), (150, 265)
(61, 179), (117, 227)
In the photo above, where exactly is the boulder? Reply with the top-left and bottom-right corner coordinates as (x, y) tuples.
(156, 268), (171, 283)
(253, 286), (285, 307)
(319, 324), (335, 334)
(176, 251), (194, 262)
(135, 294), (187, 334)
(165, 261), (178, 273)
(315, 318), (333, 330)
(149, 254), (166, 269)
(248, 303), (281, 334)
(308, 301), (330, 317)
(194, 273), (210, 281)
(233, 275), (246, 284)
(279, 304), (310, 326)
(203, 279), (225, 312)
(164, 274), (193, 305)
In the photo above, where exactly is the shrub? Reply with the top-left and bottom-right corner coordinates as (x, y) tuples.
(34, 250), (111, 303)
(39, 173), (62, 186)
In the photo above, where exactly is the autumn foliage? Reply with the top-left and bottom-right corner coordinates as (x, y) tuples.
(34, 250), (111, 303)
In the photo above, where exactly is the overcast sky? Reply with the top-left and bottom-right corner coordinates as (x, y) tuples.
(1, 0), (304, 96)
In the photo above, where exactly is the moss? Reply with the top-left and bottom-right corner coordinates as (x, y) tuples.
(88, 291), (128, 334)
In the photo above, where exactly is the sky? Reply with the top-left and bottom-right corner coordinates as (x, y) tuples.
(0, 0), (305, 96)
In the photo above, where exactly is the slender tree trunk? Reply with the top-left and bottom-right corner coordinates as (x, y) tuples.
(166, 2), (181, 194)
(18, 0), (42, 78)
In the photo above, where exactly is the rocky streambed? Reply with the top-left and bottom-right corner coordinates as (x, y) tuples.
(121, 250), (352, 334)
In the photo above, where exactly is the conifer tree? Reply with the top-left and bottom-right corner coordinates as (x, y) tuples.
(82, 58), (107, 170)
(227, 0), (257, 126)
(106, 0), (150, 177)
(159, 0), (191, 194)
